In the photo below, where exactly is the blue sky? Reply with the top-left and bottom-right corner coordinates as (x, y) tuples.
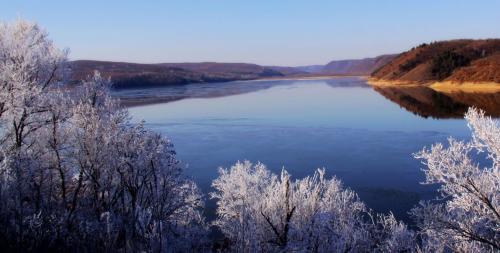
(2, 1), (500, 66)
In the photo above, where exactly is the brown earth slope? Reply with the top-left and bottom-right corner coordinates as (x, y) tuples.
(371, 39), (500, 84)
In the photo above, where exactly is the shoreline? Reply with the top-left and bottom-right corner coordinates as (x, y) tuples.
(367, 78), (500, 93)
(366, 78), (424, 87)
(430, 81), (500, 93)
(255, 74), (368, 82)
(118, 75), (369, 107)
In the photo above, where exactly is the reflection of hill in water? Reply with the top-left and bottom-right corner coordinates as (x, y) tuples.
(324, 79), (370, 88)
(374, 86), (500, 118)
(113, 79), (296, 106)
(114, 77), (373, 106)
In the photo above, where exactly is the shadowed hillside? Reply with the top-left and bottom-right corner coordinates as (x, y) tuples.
(70, 60), (284, 88)
(290, 55), (396, 75)
(322, 54), (396, 75)
(71, 55), (398, 89)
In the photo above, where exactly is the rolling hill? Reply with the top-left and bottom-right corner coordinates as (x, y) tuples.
(321, 54), (396, 75)
(70, 60), (284, 88)
(290, 55), (396, 75)
(371, 39), (500, 84)
(69, 54), (402, 89)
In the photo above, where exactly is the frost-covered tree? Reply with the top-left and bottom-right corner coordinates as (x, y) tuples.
(412, 108), (500, 252)
(0, 19), (69, 251)
(63, 73), (208, 252)
(0, 19), (207, 252)
(211, 161), (416, 252)
(0, 19), (68, 145)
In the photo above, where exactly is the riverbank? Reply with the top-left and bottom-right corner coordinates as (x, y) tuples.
(256, 74), (369, 82)
(430, 81), (500, 93)
(367, 78), (500, 93)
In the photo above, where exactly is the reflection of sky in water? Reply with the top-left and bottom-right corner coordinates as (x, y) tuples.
(128, 77), (470, 222)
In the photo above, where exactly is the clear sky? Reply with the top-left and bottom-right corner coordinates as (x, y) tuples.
(2, 0), (500, 66)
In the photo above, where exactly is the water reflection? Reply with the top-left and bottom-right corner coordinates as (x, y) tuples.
(324, 78), (371, 88)
(373, 86), (500, 118)
(112, 77), (374, 106)
(112, 79), (304, 106)
(128, 78), (475, 223)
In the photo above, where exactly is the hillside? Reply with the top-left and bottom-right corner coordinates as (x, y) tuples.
(322, 54), (396, 75)
(70, 60), (284, 88)
(371, 39), (500, 84)
(291, 55), (396, 75)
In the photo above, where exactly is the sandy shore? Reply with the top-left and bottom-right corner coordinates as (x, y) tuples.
(367, 78), (424, 87)
(367, 78), (500, 93)
(430, 81), (500, 93)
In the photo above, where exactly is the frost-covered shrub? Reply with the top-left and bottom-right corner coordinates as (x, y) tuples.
(211, 161), (416, 252)
(412, 108), (500, 252)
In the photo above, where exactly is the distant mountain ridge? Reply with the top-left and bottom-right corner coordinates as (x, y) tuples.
(371, 39), (500, 84)
(289, 55), (397, 75)
(322, 54), (396, 75)
(70, 54), (397, 89)
(70, 60), (284, 88)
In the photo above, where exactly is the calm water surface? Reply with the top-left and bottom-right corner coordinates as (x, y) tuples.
(127, 77), (479, 222)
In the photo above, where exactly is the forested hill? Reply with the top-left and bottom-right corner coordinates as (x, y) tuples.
(371, 39), (500, 83)
(70, 60), (285, 88)
(70, 56), (399, 89)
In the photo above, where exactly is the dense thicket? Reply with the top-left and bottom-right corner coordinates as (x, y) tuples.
(0, 20), (207, 252)
(431, 51), (470, 80)
(211, 163), (416, 252)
